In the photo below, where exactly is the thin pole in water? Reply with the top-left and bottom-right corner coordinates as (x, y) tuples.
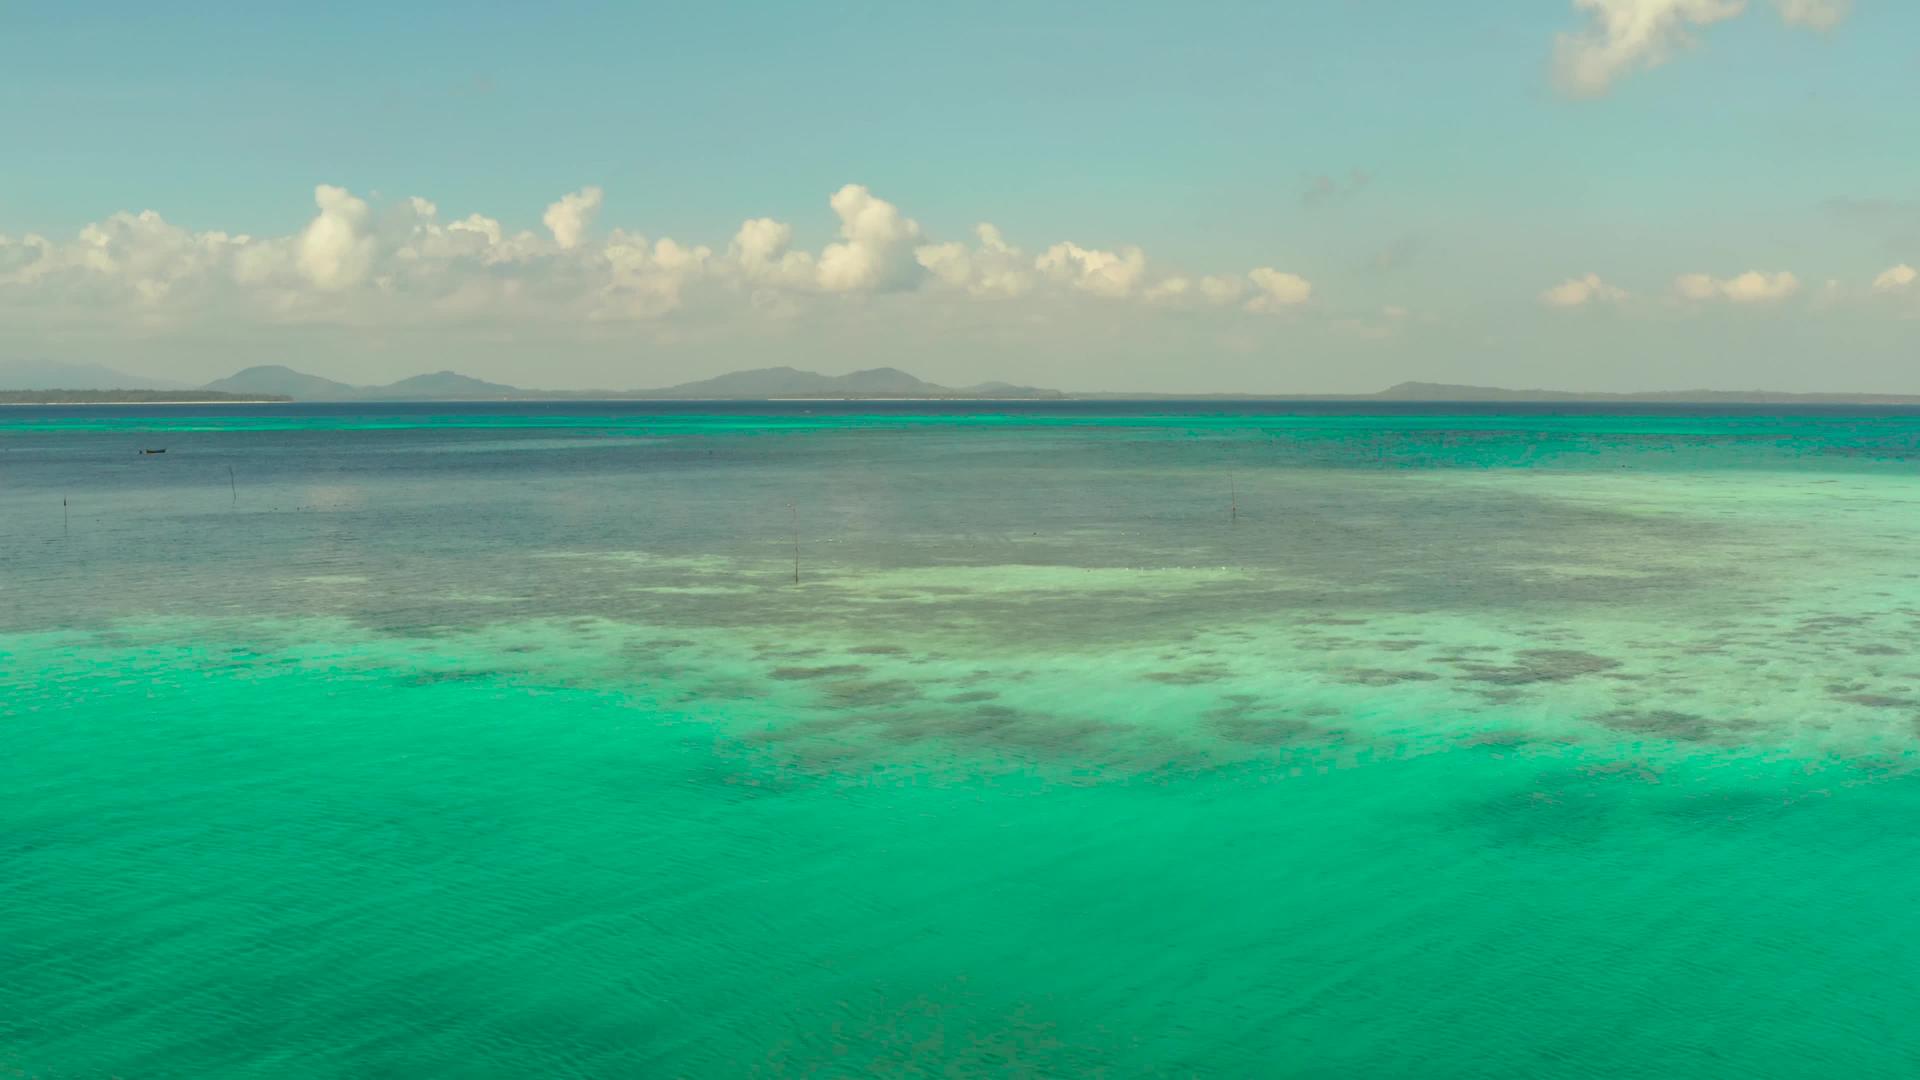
(1229, 471), (1238, 525)
(228, 464), (237, 504)
(63, 497), (69, 537)
(790, 502), (800, 585)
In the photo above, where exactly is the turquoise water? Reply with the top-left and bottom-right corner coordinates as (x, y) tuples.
(6, 402), (1920, 1076)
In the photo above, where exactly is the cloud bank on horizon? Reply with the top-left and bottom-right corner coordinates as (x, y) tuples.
(0, 182), (1317, 328)
(0, 0), (1913, 392)
(2, 179), (1905, 330)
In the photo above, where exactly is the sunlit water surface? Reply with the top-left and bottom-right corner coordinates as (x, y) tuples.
(6, 402), (1920, 1076)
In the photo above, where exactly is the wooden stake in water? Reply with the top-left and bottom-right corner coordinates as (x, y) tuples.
(63, 497), (69, 537)
(228, 464), (237, 505)
(790, 502), (800, 585)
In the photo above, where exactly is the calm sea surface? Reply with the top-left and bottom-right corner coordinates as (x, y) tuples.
(6, 401), (1920, 1076)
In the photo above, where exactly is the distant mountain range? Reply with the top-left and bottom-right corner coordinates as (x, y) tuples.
(201, 366), (521, 401)
(201, 365), (359, 399)
(623, 366), (1062, 400)
(195, 364), (1064, 401)
(9, 360), (1920, 404)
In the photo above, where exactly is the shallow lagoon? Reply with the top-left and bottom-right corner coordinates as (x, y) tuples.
(5, 402), (1920, 1075)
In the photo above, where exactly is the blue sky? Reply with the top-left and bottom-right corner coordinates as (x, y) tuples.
(2, 1), (1916, 391)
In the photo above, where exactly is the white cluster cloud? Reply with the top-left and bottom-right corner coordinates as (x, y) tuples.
(816, 184), (922, 292)
(16, 183), (1915, 340)
(298, 185), (376, 291)
(1872, 263), (1917, 292)
(1200, 276), (1250, 306)
(1541, 272), (1629, 308)
(598, 231), (713, 319)
(1542, 265), (1913, 309)
(391, 201), (538, 268)
(723, 185), (926, 295)
(1555, 0), (1747, 97)
(1009, 244), (1309, 314)
(0, 208), (269, 314)
(1247, 268), (1314, 311)
(1554, 0), (1849, 96)
(1035, 241), (1150, 299)
(730, 217), (814, 289)
(542, 187), (603, 251)
(1027, 256), (1312, 313)
(1143, 274), (1248, 306)
(0, 182), (1317, 328)
(915, 224), (1033, 298)
(1675, 270), (1801, 303)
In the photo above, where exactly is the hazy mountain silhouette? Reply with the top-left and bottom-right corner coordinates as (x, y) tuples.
(378, 371), (521, 398)
(627, 366), (1061, 399)
(203, 365), (359, 399)
(200, 366), (517, 400)
(191, 364), (1062, 401)
(12, 363), (1900, 404)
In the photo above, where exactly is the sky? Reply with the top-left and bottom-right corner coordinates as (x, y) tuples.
(2, 0), (1916, 392)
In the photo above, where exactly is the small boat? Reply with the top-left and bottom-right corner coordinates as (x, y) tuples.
(139, 448), (167, 455)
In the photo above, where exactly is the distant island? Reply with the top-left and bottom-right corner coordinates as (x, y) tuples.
(169, 366), (1920, 405)
(8, 360), (1920, 405)
(197, 364), (1068, 402)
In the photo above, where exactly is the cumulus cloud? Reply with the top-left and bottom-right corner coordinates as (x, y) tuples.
(1717, 271), (1800, 303)
(1143, 276), (1193, 302)
(1246, 267), (1313, 311)
(543, 186), (603, 250)
(73, 211), (244, 303)
(916, 224), (1032, 298)
(732, 186), (928, 295)
(1872, 263), (1917, 292)
(731, 217), (790, 267)
(299, 185), (376, 290)
(596, 231), (714, 319)
(730, 217), (816, 288)
(1554, 0), (1847, 96)
(0, 232), (55, 283)
(1554, 0), (1746, 97)
(1541, 272), (1629, 308)
(1145, 273), (1251, 307)
(1675, 270), (1800, 303)
(2, 180), (1322, 335)
(389, 197), (538, 269)
(1035, 242), (1148, 298)
(816, 184), (923, 292)
(838, 215), (1294, 313)
(0, 207), (281, 318)
(447, 213), (504, 248)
